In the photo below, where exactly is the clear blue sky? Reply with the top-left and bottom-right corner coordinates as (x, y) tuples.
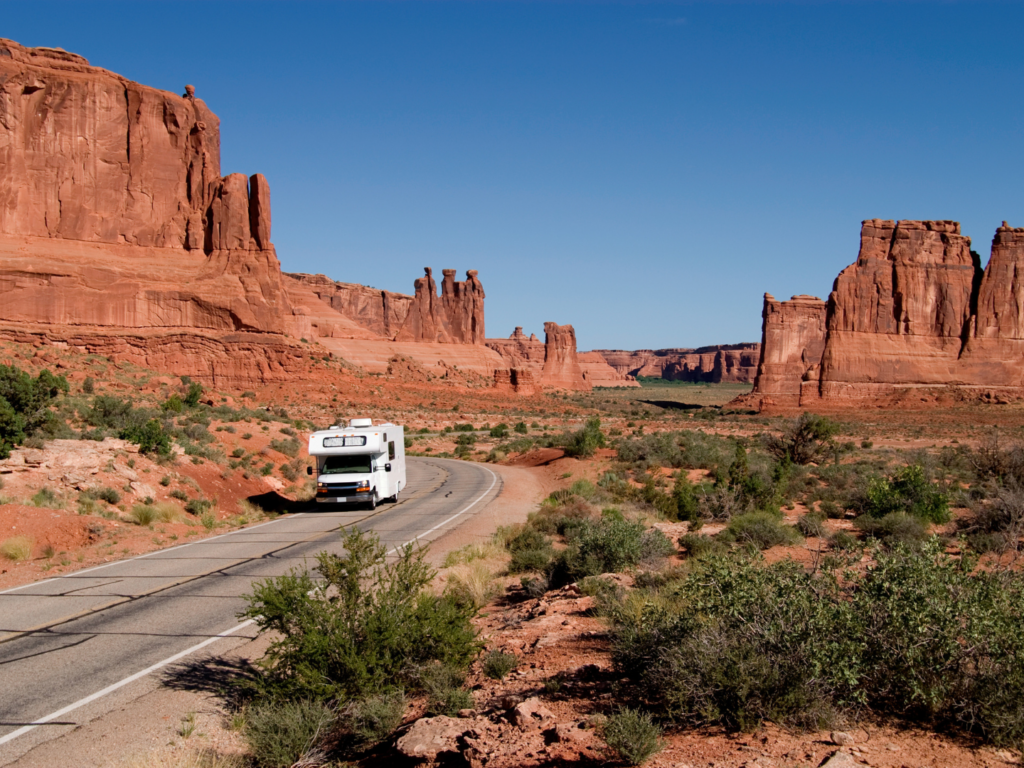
(6, 1), (1023, 350)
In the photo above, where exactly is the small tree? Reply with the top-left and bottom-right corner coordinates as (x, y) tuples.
(766, 413), (838, 465)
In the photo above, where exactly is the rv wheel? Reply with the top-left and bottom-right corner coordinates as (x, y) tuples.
(389, 490), (400, 503)
(369, 493), (377, 511)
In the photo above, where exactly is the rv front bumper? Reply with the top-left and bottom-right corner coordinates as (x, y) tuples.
(316, 491), (373, 503)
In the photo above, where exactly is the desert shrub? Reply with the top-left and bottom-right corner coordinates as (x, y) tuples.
(551, 516), (647, 582)
(720, 511), (801, 550)
(639, 528), (676, 567)
(445, 561), (499, 608)
(31, 487), (61, 509)
(184, 382), (204, 408)
(489, 423), (509, 438)
(504, 525), (555, 574)
(855, 512), (929, 549)
(678, 533), (728, 559)
(559, 416), (605, 458)
(344, 691), (406, 747)
(863, 464), (949, 523)
(603, 708), (663, 766)
(962, 484), (1024, 550)
(0, 366), (68, 458)
(453, 423), (475, 432)
(1, 535), (33, 561)
(122, 418), (172, 455)
(819, 499), (843, 519)
(569, 478), (598, 500)
(95, 486), (121, 504)
(270, 438), (300, 458)
(764, 413), (839, 465)
(82, 376), (95, 394)
(162, 394), (184, 413)
(610, 556), (859, 732)
(243, 699), (335, 768)
(170, 488), (189, 501)
(185, 498), (213, 516)
(514, 421), (528, 434)
(797, 511), (826, 538)
(677, 429), (733, 469)
(128, 505), (158, 525)
(241, 528), (479, 703)
(617, 432), (683, 470)
(829, 530), (860, 551)
(482, 650), (518, 680)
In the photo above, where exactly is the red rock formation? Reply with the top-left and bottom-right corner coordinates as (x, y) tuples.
(747, 219), (1024, 407)
(542, 322), (590, 391)
(492, 367), (538, 396)
(588, 344), (760, 384)
(576, 352), (640, 388)
(485, 327), (546, 368)
(0, 38), (304, 385)
(749, 295), (827, 407)
(284, 273), (413, 338)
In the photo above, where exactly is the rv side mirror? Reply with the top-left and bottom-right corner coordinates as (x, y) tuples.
(385, 463), (392, 472)
(307, 466), (313, 476)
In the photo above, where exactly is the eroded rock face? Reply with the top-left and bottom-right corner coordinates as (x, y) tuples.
(589, 344), (759, 383)
(395, 267), (486, 344)
(576, 351), (640, 387)
(749, 219), (1024, 406)
(749, 295), (827, 406)
(0, 38), (303, 385)
(542, 322), (590, 391)
(284, 273), (413, 339)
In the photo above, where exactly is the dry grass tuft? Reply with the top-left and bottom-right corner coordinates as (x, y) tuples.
(1, 535), (33, 561)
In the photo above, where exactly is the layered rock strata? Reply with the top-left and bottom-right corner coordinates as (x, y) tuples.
(541, 322), (590, 391)
(590, 344), (759, 383)
(0, 39), (300, 385)
(750, 219), (1024, 406)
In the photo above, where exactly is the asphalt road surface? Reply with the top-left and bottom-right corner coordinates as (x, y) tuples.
(0, 457), (501, 765)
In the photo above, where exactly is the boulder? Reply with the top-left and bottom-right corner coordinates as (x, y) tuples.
(510, 697), (555, 729)
(395, 716), (470, 760)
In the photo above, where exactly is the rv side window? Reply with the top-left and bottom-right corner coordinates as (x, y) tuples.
(388, 441), (396, 460)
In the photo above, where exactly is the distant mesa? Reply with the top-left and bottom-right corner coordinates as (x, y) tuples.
(585, 345), (760, 385)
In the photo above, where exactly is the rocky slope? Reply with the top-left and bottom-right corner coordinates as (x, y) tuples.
(749, 219), (1024, 407)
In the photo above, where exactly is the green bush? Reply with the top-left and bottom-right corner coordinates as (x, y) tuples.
(504, 526), (555, 574)
(345, 690), (406, 747)
(864, 465), (949, 523)
(31, 487), (60, 509)
(184, 382), (204, 408)
(162, 394), (184, 413)
(514, 421), (528, 434)
(243, 699), (335, 768)
(559, 416), (605, 458)
(855, 512), (929, 549)
(551, 516), (647, 582)
(720, 511), (802, 550)
(128, 505), (158, 526)
(603, 708), (663, 766)
(482, 650), (518, 680)
(617, 432), (682, 469)
(830, 530), (860, 551)
(0, 366), (68, 458)
(610, 541), (1024, 745)
(241, 528), (479, 703)
(489, 423), (509, 438)
(270, 438), (300, 458)
(121, 418), (171, 455)
(678, 533), (728, 559)
(185, 498), (213, 516)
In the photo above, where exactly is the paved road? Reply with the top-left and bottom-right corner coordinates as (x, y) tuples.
(0, 457), (501, 764)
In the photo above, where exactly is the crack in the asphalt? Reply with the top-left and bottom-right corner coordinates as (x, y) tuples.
(0, 634), (95, 665)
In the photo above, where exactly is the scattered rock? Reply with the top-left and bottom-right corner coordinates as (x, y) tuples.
(395, 716), (469, 760)
(819, 751), (855, 768)
(830, 731), (854, 746)
(511, 697), (554, 729)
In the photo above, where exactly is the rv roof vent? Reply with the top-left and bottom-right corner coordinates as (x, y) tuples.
(329, 425), (342, 430)
(349, 418), (373, 428)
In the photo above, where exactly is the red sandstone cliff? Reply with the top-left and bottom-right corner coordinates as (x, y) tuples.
(749, 219), (1024, 407)
(541, 322), (590, 391)
(0, 39), (301, 385)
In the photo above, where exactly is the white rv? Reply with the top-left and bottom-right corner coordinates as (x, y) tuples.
(307, 419), (406, 509)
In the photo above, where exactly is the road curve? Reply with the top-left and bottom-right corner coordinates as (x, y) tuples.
(0, 457), (502, 765)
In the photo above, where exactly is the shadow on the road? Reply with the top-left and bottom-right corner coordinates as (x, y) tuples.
(161, 655), (260, 705)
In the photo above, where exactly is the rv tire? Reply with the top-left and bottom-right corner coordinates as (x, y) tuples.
(368, 493), (377, 511)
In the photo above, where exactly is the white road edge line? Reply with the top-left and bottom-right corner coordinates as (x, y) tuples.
(0, 619), (256, 746)
(387, 463), (499, 555)
(0, 460), (499, 747)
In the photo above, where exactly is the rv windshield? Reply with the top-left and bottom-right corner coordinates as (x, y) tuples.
(321, 455), (373, 474)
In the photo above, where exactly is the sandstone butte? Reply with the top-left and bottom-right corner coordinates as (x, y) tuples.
(0, 38), (641, 392)
(748, 219), (1024, 408)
